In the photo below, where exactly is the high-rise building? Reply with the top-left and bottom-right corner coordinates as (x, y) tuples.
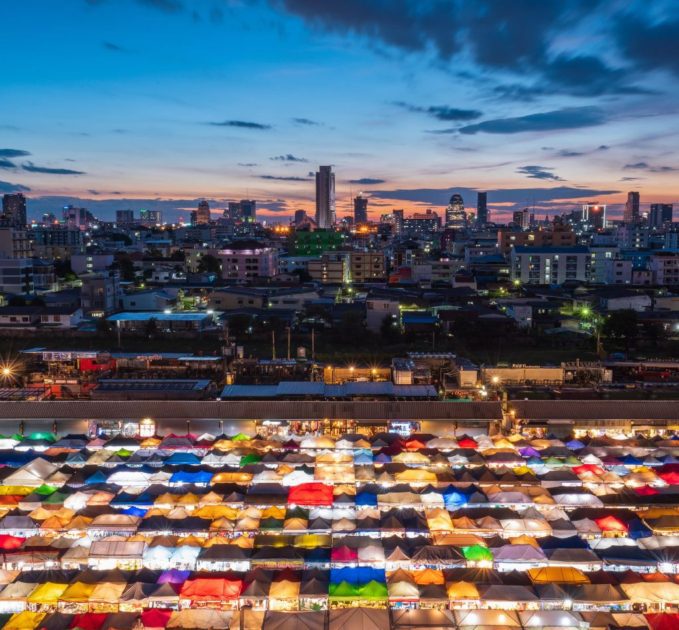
(512, 208), (530, 230)
(116, 210), (135, 226)
(196, 200), (211, 225)
(476, 192), (488, 227)
(581, 202), (607, 229)
(63, 205), (93, 229)
(445, 194), (467, 229)
(354, 194), (368, 224)
(139, 209), (162, 227)
(2, 193), (27, 228)
(315, 166), (335, 229)
(624, 191), (640, 224)
(649, 203), (673, 229)
(240, 200), (256, 223)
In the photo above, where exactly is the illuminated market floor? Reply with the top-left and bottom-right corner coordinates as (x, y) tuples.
(0, 429), (676, 628)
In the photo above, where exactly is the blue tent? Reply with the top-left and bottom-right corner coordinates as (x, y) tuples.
(330, 567), (385, 586)
(628, 518), (653, 539)
(443, 489), (468, 509)
(169, 470), (213, 484)
(85, 470), (109, 485)
(355, 491), (378, 507)
(121, 506), (148, 518)
(166, 452), (201, 466)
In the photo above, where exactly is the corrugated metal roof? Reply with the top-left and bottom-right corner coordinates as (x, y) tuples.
(511, 400), (679, 420)
(0, 400), (503, 421)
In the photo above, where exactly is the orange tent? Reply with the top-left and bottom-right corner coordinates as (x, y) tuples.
(179, 578), (243, 601)
(288, 483), (333, 506)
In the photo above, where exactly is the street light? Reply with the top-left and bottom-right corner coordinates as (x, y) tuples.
(491, 375), (500, 386)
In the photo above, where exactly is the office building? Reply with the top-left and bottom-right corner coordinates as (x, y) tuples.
(624, 191), (640, 224)
(402, 210), (441, 236)
(581, 202), (607, 229)
(349, 251), (386, 282)
(513, 209), (530, 230)
(0, 227), (32, 259)
(353, 194), (368, 224)
(140, 209), (162, 227)
(195, 200), (211, 225)
(315, 166), (335, 229)
(240, 200), (256, 222)
(476, 192), (488, 227)
(218, 240), (278, 283)
(2, 193), (27, 228)
(0, 259), (36, 294)
(308, 252), (349, 284)
(649, 203), (673, 229)
(63, 205), (92, 230)
(511, 246), (591, 285)
(445, 193), (467, 229)
(115, 210), (135, 226)
(30, 225), (83, 259)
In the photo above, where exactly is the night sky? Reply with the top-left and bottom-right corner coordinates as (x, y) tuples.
(2, 0), (679, 222)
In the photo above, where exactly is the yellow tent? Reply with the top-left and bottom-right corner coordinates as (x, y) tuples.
(26, 582), (68, 605)
(4, 611), (46, 629)
(394, 469), (437, 483)
(269, 580), (300, 599)
(413, 569), (445, 586)
(509, 535), (540, 548)
(261, 506), (286, 520)
(89, 582), (126, 603)
(211, 471), (252, 484)
(447, 581), (480, 600)
(528, 567), (590, 584)
(294, 534), (331, 548)
(209, 518), (235, 531)
(59, 582), (96, 603)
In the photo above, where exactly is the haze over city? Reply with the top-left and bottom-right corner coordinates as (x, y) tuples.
(2, 0), (679, 222)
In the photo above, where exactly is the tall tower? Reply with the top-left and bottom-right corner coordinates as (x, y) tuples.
(196, 200), (210, 225)
(240, 200), (256, 222)
(353, 194), (368, 224)
(2, 193), (27, 227)
(476, 191), (488, 227)
(315, 166), (336, 229)
(624, 191), (640, 224)
(445, 193), (467, 229)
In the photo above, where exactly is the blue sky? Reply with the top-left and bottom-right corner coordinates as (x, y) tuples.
(2, 0), (679, 222)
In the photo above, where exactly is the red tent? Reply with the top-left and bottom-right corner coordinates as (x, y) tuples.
(180, 577), (243, 601)
(646, 613), (679, 630)
(594, 515), (628, 534)
(635, 485), (660, 496)
(658, 471), (679, 485)
(69, 613), (108, 630)
(288, 482), (334, 506)
(331, 546), (359, 562)
(405, 438), (426, 450)
(573, 464), (604, 476)
(0, 535), (24, 550)
(140, 608), (172, 628)
(457, 437), (478, 448)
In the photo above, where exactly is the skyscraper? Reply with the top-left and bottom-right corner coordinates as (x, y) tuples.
(2, 193), (27, 227)
(649, 203), (673, 228)
(624, 191), (640, 224)
(196, 200), (211, 225)
(315, 166), (335, 229)
(581, 202), (607, 229)
(116, 210), (134, 226)
(476, 192), (488, 227)
(353, 194), (368, 224)
(240, 200), (256, 223)
(445, 194), (467, 229)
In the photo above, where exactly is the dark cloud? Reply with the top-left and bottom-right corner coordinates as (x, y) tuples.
(103, 41), (128, 52)
(208, 120), (272, 130)
(87, 189), (100, 195)
(615, 13), (679, 76)
(0, 159), (16, 170)
(597, 145), (609, 151)
(459, 107), (607, 135)
(348, 178), (386, 185)
(624, 162), (678, 173)
(270, 154), (308, 162)
(22, 162), (86, 175)
(394, 102), (482, 121)
(258, 199), (289, 213)
(292, 117), (321, 126)
(258, 174), (312, 181)
(620, 176), (643, 181)
(238, 163), (258, 167)
(556, 150), (584, 158)
(0, 181), (30, 193)
(0, 149), (30, 158)
(271, 1), (633, 97)
(516, 165), (564, 181)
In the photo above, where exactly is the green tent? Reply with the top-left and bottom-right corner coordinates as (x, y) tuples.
(34, 484), (57, 496)
(329, 581), (359, 598)
(231, 433), (251, 442)
(358, 580), (388, 600)
(462, 544), (493, 562)
(115, 448), (133, 458)
(28, 432), (56, 442)
(43, 491), (69, 505)
(240, 454), (262, 466)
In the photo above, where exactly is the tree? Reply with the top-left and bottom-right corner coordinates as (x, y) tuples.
(380, 314), (401, 342)
(198, 254), (221, 274)
(603, 310), (638, 350)
(115, 254), (136, 282)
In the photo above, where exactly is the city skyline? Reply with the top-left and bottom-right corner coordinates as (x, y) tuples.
(3, 0), (679, 222)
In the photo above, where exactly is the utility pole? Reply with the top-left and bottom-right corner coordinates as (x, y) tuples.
(311, 328), (315, 361)
(272, 330), (276, 360)
(287, 326), (291, 360)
